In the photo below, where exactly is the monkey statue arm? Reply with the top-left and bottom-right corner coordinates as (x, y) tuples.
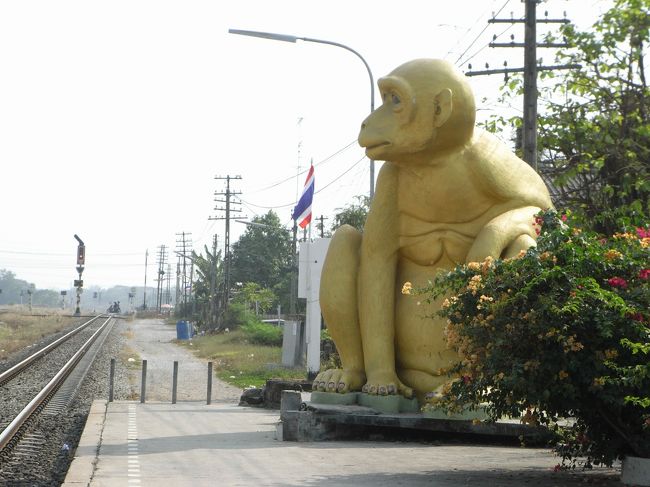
(465, 206), (542, 263)
(464, 131), (553, 263)
(357, 163), (413, 397)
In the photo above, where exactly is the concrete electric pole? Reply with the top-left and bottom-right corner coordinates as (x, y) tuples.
(210, 175), (243, 310)
(465, 1), (578, 170)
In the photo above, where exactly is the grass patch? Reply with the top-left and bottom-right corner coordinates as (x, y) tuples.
(118, 328), (142, 400)
(0, 308), (79, 360)
(179, 329), (306, 389)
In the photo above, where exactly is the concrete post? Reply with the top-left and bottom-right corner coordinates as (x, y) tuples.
(172, 361), (178, 404)
(280, 390), (302, 420)
(207, 362), (213, 405)
(108, 358), (115, 402)
(140, 359), (147, 403)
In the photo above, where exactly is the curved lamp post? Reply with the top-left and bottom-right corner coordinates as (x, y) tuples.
(228, 29), (376, 200)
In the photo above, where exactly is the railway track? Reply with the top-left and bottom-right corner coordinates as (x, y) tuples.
(0, 314), (117, 481)
(0, 315), (102, 387)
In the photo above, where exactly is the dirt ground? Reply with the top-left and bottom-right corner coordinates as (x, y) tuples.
(119, 318), (242, 403)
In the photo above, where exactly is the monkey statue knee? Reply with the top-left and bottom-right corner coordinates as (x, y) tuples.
(315, 59), (552, 403)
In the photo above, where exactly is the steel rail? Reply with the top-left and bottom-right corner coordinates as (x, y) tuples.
(0, 316), (113, 452)
(0, 315), (104, 387)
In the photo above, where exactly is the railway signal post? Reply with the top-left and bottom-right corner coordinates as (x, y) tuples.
(73, 234), (85, 316)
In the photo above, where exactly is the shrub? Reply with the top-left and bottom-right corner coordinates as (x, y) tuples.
(221, 302), (251, 330)
(241, 319), (283, 346)
(420, 210), (649, 467)
(320, 328), (341, 370)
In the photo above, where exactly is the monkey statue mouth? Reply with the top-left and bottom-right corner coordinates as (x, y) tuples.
(362, 141), (391, 156)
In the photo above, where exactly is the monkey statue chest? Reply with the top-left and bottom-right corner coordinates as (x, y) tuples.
(395, 167), (494, 267)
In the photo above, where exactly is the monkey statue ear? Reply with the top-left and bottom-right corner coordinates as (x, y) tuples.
(432, 88), (453, 128)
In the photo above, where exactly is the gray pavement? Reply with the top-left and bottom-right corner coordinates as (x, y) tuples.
(63, 399), (622, 487)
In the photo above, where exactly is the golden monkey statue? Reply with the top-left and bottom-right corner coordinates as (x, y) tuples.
(315, 59), (552, 403)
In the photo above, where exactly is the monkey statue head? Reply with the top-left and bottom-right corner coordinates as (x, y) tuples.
(359, 59), (476, 165)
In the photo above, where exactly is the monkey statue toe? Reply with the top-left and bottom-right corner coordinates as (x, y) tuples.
(314, 59), (552, 403)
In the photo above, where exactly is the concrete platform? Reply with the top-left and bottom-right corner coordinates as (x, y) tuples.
(63, 399), (622, 487)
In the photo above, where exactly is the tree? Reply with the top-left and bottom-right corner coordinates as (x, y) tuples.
(490, 0), (649, 233)
(190, 244), (223, 330)
(229, 211), (292, 309)
(331, 195), (370, 233)
(233, 282), (275, 315)
(0, 269), (63, 308)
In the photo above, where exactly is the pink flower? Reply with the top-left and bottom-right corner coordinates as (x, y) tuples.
(636, 227), (650, 239)
(607, 277), (628, 289)
(561, 214), (568, 222)
(639, 269), (650, 280)
(629, 312), (645, 322)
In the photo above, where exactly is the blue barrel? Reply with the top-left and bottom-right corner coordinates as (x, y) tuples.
(176, 320), (191, 340)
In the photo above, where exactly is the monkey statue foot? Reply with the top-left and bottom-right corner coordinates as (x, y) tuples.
(312, 368), (366, 394)
(361, 371), (414, 398)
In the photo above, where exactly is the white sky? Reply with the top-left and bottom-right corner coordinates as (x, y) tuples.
(0, 0), (610, 290)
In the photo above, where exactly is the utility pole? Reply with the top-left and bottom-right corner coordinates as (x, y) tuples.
(175, 232), (193, 313)
(465, 2), (578, 170)
(189, 260), (195, 316)
(290, 220), (298, 315)
(316, 215), (328, 238)
(166, 263), (172, 306)
(155, 245), (167, 313)
(143, 249), (148, 310)
(210, 175), (243, 310)
(209, 234), (218, 326)
(175, 257), (181, 308)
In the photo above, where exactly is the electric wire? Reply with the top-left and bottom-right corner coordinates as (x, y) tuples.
(0, 249), (143, 256)
(240, 156), (368, 211)
(461, 22), (518, 69)
(445, 0), (504, 61)
(455, 0), (512, 66)
(247, 139), (358, 194)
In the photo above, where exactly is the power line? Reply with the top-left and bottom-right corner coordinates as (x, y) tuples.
(455, 0), (512, 66)
(461, 22), (517, 68)
(0, 249), (142, 256)
(445, 1), (505, 61)
(240, 156), (368, 211)
(247, 139), (358, 194)
(315, 156), (367, 194)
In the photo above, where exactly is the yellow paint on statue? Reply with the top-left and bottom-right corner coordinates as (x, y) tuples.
(315, 59), (552, 403)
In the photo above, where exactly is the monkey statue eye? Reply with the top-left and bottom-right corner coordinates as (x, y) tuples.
(391, 93), (401, 105)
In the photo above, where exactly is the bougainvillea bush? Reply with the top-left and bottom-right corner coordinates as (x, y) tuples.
(421, 210), (649, 466)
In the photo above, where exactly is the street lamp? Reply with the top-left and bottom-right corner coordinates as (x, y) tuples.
(228, 29), (376, 200)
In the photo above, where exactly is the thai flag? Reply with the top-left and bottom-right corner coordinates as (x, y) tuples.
(292, 164), (314, 229)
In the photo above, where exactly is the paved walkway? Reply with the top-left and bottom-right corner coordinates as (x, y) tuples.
(63, 400), (622, 487)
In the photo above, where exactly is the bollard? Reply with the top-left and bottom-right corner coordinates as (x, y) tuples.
(280, 390), (302, 421)
(207, 362), (213, 405)
(172, 361), (178, 404)
(140, 359), (147, 404)
(108, 358), (115, 402)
